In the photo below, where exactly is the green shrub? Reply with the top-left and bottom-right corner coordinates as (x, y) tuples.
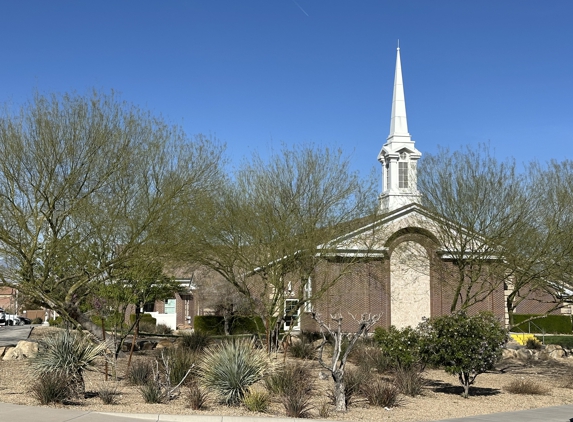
(48, 316), (64, 327)
(198, 338), (269, 405)
(504, 378), (549, 395)
(361, 379), (402, 407)
(243, 390), (270, 412)
(179, 331), (211, 352)
(512, 314), (572, 334)
(538, 335), (573, 349)
(31, 329), (108, 396)
(31, 317), (43, 324)
(194, 315), (225, 335)
(373, 325), (425, 370)
(30, 372), (72, 404)
(127, 360), (153, 385)
(420, 311), (508, 398)
(130, 313), (157, 326)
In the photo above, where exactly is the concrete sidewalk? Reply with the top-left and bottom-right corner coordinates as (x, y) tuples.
(1, 402), (573, 422)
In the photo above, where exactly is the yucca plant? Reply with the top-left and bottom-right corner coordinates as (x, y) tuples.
(198, 338), (269, 406)
(31, 329), (109, 396)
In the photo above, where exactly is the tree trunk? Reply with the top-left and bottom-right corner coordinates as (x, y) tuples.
(333, 370), (346, 412)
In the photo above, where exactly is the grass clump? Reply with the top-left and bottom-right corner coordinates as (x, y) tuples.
(97, 382), (119, 405)
(394, 366), (426, 397)
(362, 379), (403, 407)
(198, 338), (269, 406)
(525, 338), (543, 350)
(30, 372), (73, 404)
(265, 362), (314, 418)
(243, 390), (271, 412)
(186, 381), (208, 410)
(504, 378), (549, 395)
(127, 360), (153, 385)
(163, 347), (197, 387)
(140, 382), (166, 403)
(289, 338), (316, 360)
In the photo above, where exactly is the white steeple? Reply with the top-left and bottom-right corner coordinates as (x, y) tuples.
(378, 46), (422, 213)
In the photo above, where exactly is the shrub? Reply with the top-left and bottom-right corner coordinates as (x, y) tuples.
(512, 314), (572, 334)
(30, 372), (72, 404)
(98, 382), (119, 405)
(526, 337), (543, 350)
(362, 379), (402, 407)
(31, 329), (108, 396)
(282, 387), (313, 418)
(31, 317), (43, 324)
(290, 338), (316, 360)
(186, 381), (208, 410)
(373, 325), (425, 370)
(140, 382), (166, 403)
(179, 331), (211, 353)
(243, 390), (270, 412)
(139, 320), (157, 334)
(339, 367), (371, 407)
(48, 316), (64, 327)
(420, 311), (508, 398)
(394, 366), (426, 397)
(198, 338), (269, 405)
(504, 378), (549, 395)
(318, 400), (331, 418)
(194, 315), (225, 335)
(127, 360), (153, 385)
(156, 323), (173, 335)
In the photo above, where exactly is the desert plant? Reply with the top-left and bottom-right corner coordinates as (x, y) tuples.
(127, 360), (153, 385)
(289, 338), (316, 360)
(282, 387), (313, 418)
(31, 317), (43, 324)
(162, 347), (197, 386)
(243, 390), (270, 412)
(139, 320), (157, 333)
(373, 325), (426, 370)
(30, 372), (72, 404)
(179, 331), (211, 353)
(140, 382), (166, 403)
(318, 400), (331, 418)
(97, 382), (119, 404)
(263, 362), (314, 417)
(198, 338), (269, 405)
(353, 344), (392, 373)
(526, 337), (543, 350)
(186, 381), (208, 410)
(394, 366), (426, 397)
(362, 379), (402, 407)
(504, 378), (549, 395)
(31, 329), (109, 396)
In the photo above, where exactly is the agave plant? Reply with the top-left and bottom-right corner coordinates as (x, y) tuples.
(31, 329), (109, 396)
(198, 338), (269, 406)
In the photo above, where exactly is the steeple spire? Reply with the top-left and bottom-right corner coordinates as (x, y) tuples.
(378, 46), (422, 213)
(388, 47), (410, 138)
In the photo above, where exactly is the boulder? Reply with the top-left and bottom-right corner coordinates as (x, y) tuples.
(545, 344), (563, 354)
(502, 348), (517, 359)
(549, 348), (566, 359)
(155, 339), (174, 349)
(2, 341), (38, 360)
(516, 348), (533, 361)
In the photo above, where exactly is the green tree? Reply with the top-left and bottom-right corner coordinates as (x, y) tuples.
(186, 144), (377, 352)
(420, 311), (507, 398)
(0, 91), (224, 338)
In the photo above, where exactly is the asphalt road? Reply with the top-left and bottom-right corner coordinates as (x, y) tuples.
(0, 324), (34, 347)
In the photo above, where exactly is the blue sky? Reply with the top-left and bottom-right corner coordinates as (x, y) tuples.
(1, 1), (572, 177)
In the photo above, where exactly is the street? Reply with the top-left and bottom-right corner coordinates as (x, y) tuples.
(0, 324), (33, 347)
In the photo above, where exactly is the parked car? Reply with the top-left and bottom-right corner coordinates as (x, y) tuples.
(5, 314), (24, 326)
(17, 316), (32, 325)
(0, 308), (5, 325)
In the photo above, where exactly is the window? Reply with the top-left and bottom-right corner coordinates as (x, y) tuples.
(284, 299), (300, 330)
(303, 277), (312, 312)
(399, 162), (409, 188)
(164, 298), (176, 314)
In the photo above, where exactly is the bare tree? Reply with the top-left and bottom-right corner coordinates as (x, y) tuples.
(185, 144), (378, 352)
(0, 91), (225, 338)
(313, 312), (380, 412)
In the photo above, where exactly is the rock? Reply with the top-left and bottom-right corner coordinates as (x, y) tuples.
(516, 348), (533, 361)
(2, 341), (38, 360)
(549, 349), (565, 359)
(155, 339), (174, 349)
(138, 340), (157, 350)
(545, 344), (563, 353)
(502, 348), (517, 359)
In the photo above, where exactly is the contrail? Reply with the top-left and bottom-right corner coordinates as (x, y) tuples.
(292, 0), (309, 17)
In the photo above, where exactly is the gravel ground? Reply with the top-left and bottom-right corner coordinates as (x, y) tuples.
(1, 327), (572, 422)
